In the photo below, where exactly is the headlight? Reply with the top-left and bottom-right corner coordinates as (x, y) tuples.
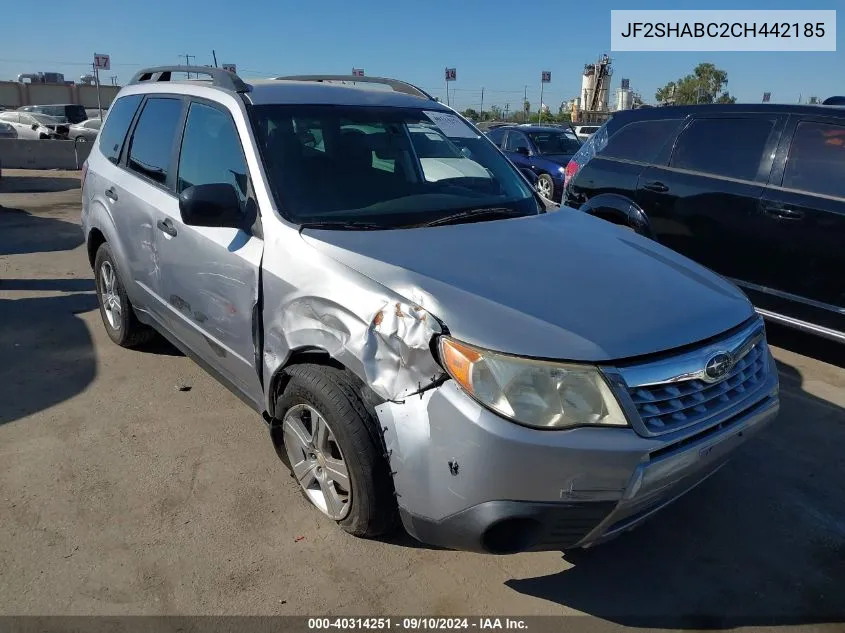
(439, 337), (628, 430)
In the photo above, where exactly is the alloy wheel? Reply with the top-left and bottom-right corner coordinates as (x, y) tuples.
(99, 261), (123, 331)
(282, 403), (351, 520)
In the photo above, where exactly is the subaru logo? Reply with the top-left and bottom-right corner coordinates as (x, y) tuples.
(703, 352), (733, 382)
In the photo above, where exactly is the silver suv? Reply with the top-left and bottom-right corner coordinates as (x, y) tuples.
(82, 66), (780, 554)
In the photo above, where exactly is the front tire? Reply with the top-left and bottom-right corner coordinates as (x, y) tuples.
(94, 243), (154, 348)
(273, 364), (397, 538)
(537, 173), (555, 200)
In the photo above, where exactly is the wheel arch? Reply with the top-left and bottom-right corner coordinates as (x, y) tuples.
(267, 347), (386, 420)
(579, 193), (653, 237)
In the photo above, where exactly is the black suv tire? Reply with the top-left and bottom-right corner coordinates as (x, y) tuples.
(273, 364), (397, 538)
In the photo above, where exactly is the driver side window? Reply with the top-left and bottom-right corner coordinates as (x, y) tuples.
(177, 102), (250, 208)
(505, 131), (530, 153)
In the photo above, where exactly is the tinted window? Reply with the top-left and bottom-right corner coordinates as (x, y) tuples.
(782, 121), (845, 199)
(601, 119), (681, 163)
(98, 94), (143, 164)
(505, 131), (530, 152)
(487, 128), (506, 146)
(671, 117), (774, 181)
(127, 98), (183, 184)
(177, 102), (249, 206)
(64, 105), (88, 124)
(528, 130), (581, 155)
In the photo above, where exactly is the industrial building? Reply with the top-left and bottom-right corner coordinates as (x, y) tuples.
(0, 70), (121, 111)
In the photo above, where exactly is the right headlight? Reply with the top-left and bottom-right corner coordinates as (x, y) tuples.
(438, 337), (628, 430)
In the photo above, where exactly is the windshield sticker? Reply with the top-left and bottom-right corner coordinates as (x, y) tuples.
(423, 111), (479, 139)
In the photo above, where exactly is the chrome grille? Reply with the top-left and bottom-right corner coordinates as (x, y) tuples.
(625, 332), (769, 435)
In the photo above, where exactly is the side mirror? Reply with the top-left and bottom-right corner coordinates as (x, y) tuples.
(179, 183), (242, 228)
(31, 124), (39, 131)
(516, 146), (530, 156)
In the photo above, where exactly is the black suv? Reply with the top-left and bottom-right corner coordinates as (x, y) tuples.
(18, 104), (88, 125)
(563, 103), (845, 343)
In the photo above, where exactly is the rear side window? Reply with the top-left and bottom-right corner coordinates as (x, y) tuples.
(487, 128), (506, 147)
(782, 121), (845, 199)
(177, 102), (249, 205)
(98, 95), (142, 164)
(505, 131), (530, 152)
(600, 119), (681, 163)
(65, 105), (88, 124)
(670, 117), (774, 181)
(127, 98), (184, 185)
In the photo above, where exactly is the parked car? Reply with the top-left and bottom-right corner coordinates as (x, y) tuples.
(68, 118), (102, 143)
(0, 111), (67, 139)
(573, 124), (600, 141)
(486, 125), (581, 201)
(0, 121), (17, 138)
(82, 67), (779, 554)
(18, 103), (88, 125)
(563, 103), (845, 344)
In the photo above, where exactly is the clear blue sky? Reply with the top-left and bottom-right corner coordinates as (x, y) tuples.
(1, 0), (840, 110)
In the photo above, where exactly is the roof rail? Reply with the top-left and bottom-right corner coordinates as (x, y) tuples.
(128, 65), (251, 93)
(273, 75), (434, 100)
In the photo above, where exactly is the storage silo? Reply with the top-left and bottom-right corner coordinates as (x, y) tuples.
(615, 89), (633, 111)
(581, 70), (596, 112)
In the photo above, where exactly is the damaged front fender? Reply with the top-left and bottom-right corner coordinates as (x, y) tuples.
(261, 227), (446, 408)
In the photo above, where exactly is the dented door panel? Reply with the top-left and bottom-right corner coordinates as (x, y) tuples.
(156, 220), (264, 406)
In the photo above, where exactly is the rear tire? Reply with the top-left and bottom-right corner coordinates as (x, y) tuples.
(273, 364), (397, 538)
(94, 243), (154, 348)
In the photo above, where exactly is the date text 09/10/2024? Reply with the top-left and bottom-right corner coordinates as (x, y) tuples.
(307, 618), (528, 630)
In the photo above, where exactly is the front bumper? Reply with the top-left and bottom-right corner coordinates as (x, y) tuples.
(376, 364), (778, 554)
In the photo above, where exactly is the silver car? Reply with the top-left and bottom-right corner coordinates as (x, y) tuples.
(68, 118), (102, 143)
(81, 66), (780, 553)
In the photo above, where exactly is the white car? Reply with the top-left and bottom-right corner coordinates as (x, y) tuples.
(0, 111), (66, 139)
(573, 125), (600, 141)
(68, 118), (103, 143)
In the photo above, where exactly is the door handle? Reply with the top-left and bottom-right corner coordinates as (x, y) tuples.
(104, 187), (118, 201)
(762, 206), (805, 220)
(642, 181), (669, 193)
(156, 218), (178, 237)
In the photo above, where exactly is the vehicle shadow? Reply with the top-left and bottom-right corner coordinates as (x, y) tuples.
(0, 174), (81, 194)
(0, 290), (98, 426)
(0, 206), (84, 256)
(506, 350), (845, 627)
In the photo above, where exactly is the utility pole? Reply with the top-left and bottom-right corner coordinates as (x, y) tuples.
(504, 103), (509, 121)
(480, 87), (484, 121)
(523, 85), (528, 123)
(182, 54), (196, 78)
(212, 50), (219, 68)
(92, 62), (103, 120)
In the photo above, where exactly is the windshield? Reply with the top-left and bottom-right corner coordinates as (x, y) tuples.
(528, 130), (582, 155)
(249, 104), (538, 227)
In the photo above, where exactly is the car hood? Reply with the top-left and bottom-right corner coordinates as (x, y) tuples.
(300, 210), (755, 362)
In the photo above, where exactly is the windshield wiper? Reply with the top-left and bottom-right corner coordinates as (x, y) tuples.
(298, 220), (388, 231)
(419, 207), (525, 228)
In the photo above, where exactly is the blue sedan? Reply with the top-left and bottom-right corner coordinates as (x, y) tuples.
(486, 125), (582, 202)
